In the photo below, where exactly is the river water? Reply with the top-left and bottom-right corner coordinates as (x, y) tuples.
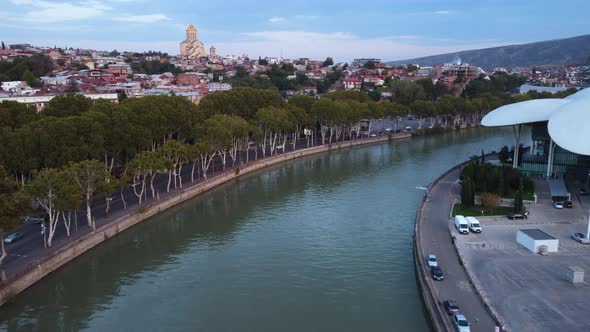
(0, 127), (517, 332)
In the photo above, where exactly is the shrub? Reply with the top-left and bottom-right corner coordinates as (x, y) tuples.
(480, 192), (501, 210)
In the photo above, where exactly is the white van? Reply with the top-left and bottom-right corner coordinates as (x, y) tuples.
(454, 215), (469, 234)
(466, 216), (481, 233)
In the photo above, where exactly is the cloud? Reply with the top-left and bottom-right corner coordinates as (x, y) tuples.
(433, 10), (451, 15)
(213, 30), (513, 62)
(9, 0), (112, 23)
(268, 16), (287, 23)
(113, 14), (171, 23)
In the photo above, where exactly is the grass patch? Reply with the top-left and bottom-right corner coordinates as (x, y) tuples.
(503, 191), (535, 201)
(452, 204), (514, 217)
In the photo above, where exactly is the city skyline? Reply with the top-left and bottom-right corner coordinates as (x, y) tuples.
(2, 0), (590, 62)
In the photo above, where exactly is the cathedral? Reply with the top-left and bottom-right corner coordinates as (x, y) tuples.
(180, 24), (207, 58)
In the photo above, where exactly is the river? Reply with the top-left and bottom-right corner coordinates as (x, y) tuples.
(0, 127), (519, 332)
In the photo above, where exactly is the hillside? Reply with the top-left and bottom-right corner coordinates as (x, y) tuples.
(387, 35), (590, 69)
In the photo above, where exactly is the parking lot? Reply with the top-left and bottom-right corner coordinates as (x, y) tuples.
(454, 182), (590, 332)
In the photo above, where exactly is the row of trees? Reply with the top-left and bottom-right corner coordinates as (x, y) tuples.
(460, 159), (531, 213)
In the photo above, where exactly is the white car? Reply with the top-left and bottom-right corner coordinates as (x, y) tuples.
(427, 254), (438, 267)
(385, 127), (392, 132)
(453, 313), (470, 332)
(553, 201), (564, 209)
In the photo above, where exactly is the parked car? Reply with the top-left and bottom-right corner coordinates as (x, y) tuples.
(579, 188), (589, 196)
(466, 216), (481, 233)
(404, 126), (412, 132)
(452, 313), (470, 332)
(427, 254), (438, 267)
(507, 213), (527, 220)
(443, 300), (460, 315)
(564, 201), (573, 208)
(4, 232), (24, 244)
(571, 232), (590, 244)
(370, 133), (377, 137)
(431, 266), (444, 280)
(553, 201), (564, 209)
(454, 215), (469, 234)
(385, 127), (392, 132)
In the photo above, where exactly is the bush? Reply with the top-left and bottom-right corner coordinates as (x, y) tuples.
(480, 192), (501, 209)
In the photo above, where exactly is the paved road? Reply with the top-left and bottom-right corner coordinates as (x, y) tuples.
(420, 167), (498, 332)
(1, 116), (428, 285)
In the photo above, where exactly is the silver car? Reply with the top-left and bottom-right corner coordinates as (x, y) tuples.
(571, 232), (590, 244)
(4, 232), (24, 244)
(452, 313), (470, 332)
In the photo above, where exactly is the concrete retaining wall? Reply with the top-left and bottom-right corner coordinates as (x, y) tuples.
(0, 133), (410, 306)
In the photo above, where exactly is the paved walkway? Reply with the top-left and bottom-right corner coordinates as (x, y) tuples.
(419, 167), (498, 332)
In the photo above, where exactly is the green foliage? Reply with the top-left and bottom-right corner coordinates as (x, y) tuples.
(197, 87), (284, 120)
(0, 101), (38, 130)
(130, 60), (182, 75)
(0, 54), (54, 81)
(0, 166), (30, 233)
(460, 162), (534, 199)
(389, 80), (426, 105)
(43, 93), (92, 117)
(498, 145), (511, 164)
(463, 72), (527, 99)
(322, 57), (334, 67)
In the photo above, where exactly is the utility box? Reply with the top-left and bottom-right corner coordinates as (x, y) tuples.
(569, 266), (584, 284)
(516, 229), (559, 253)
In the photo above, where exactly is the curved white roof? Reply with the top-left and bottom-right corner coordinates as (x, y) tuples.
(565, 87), (590, 100)
(548, 97), (590, 156)
(481, 99), (569, 127)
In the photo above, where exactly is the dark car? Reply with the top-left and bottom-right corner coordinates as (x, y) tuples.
(431, 266), (444, 281)
(579, 188), (589, 196)
(443, 300), (460, 315)
(564, 201), (573, 208)
(508, 213), (527, 220)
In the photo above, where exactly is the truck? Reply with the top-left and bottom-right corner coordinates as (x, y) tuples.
(454, 215), (469, 234)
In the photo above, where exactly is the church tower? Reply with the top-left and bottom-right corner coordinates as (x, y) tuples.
(210, 46), (216, 58)
(180, 23), (206, 58)
(186, 24), (197, 41)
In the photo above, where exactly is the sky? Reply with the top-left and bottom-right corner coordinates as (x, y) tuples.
(1, 0), (589, 62)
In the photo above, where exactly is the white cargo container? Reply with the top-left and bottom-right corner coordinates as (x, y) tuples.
(516, 229), (559, 253)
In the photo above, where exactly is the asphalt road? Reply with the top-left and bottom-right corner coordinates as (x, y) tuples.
(1, 116), (430, 284)
(420, 167), (497, 331)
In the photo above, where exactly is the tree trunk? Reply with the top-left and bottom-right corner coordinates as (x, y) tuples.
(86, 192), (93, 230)
(150, 173), (157, 198)
(167, 170), (172, 192)
(121, 189), (127, 210)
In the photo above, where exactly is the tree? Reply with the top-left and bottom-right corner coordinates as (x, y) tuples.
(390, 80), (426, 105)
(480, 193), (500, 210)
(498, 146), (510, 164)
(43, 93), (92, 117)
(1, 42), (4, 50)
(117, 90), (128, 102)
(26, 169), (64, 247)
(364, 61), (376, 69)
(69, 160), (109, 231)
(322, 57), (334, 67)
(0, 166), (30, 268)
(66, 80), (80, 93)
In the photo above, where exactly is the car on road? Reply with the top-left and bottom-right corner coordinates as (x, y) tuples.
(370, 133), (377, 137)
(579, 188), (589, 196)
(553, 201), (564, 209)
(384, 127), (392, 132)
(25, 213), (48, 224)
(564, 201), (573, 208)
(404, 126), (412, 132)
(443, 300), (460, 315)
(4, 231), (24, 244)
(427, 254), (438, 267)
(430, 266), (444, 280)
(571, 232), (590, 244)
(507, 213), (527, 220)
(452, 313), (470, 332)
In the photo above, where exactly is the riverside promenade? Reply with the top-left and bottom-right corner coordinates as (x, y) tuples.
(0, 133), (410, 306)
(414, 163), (499, 332)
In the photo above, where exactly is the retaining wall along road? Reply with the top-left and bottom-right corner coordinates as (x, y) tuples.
(0, 134), (410, 306)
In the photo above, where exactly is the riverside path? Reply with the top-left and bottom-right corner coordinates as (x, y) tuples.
(419, 166), (498, 331)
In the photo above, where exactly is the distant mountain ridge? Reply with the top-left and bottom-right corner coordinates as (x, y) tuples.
(387, 34), (590, 69)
